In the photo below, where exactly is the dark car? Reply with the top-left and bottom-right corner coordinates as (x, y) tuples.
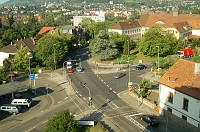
(140, 115), (160, 126)
(76, 67), (84, 72)
(113, 72), (126, 79)
(135, 64), (147, 70)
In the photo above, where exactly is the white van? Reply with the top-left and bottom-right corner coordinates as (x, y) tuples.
(11, 99), (32, 108)
(0, 104), (21, 115)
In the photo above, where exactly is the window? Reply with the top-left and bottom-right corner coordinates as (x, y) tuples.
(199, 110), (200, 118)
(183, 98), (189, 111)
(182, 115), (187, 121)
(167, 107), (172, 113)
(168, 92), (173, 104)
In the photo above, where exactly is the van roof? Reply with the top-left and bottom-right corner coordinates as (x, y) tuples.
(12, 99), (29, 101)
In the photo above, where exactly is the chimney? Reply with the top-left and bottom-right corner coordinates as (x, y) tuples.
(167, 77), (170, 82)
(194, 63), (200, 74)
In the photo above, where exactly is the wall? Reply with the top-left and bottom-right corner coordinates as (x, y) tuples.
(0, 52), (10, 66)
(159, 84), (200, 127)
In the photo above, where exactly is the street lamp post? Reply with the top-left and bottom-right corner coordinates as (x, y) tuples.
(81, 82), (92, 107)
(131, 83), (141, 107)
(156, 46), (160, 74)
(63, 61), (68, 76)
(53, 44), (56, 70)
(27, 52), (32, 89)
(128, 57), (131, 85)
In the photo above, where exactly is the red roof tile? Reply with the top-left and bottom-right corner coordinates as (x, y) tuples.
(110, 20), (141, 30)
(157, 59), (200, 100)
(38, 27), (55, 35)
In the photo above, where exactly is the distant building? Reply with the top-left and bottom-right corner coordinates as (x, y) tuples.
(157, 59), (200, 127)
(73, 16), (106, 26)
(0, 38), (36, 67)
(38, 27), (55, 35)
(108, 13), (200, 41)
(57, 25), (76, 34)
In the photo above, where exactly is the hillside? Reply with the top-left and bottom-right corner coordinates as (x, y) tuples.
(2, 0), (154, 6)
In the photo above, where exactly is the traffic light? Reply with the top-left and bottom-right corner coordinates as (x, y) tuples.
(88, 97), (92, 107)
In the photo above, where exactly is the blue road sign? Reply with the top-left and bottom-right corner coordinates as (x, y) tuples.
(138, 89), (141, 95)
(30, 74), (35, 80)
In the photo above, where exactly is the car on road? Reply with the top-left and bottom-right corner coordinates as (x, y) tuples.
(140, 115), (160, 126)
(135, 64), (147, 70)
(76, 67), (84, 72)
(67, 68), (73, 73)
(113, 72), (126, 79)
(8, 72), (18, 77)
(0, 104), (21, 115)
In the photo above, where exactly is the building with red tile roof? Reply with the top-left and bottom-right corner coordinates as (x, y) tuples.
(0, 37), (36, 67)
(38, 27), (55, 35)
(108, 12), (200, 40)
(157, 59), (200, 127)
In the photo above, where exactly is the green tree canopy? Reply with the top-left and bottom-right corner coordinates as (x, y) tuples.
(90, 30), (119, 61)
(35, 34), (68, 68)
(13, 46), (29, 72)
(44, 110), (77, 132)
(136, 26), (184, 57)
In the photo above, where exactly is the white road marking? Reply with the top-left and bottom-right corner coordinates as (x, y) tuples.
(110, 88), (112, 90)
(128, 113), (143, 117)
(79, 94), (82, 96)
(57, 101), (62, 104)
(26, 126), (36, 132)
(76, 91), (78, 93)
(43, 120), (48, 123)
(107, 85), (109, 87)
(64, 97), (68, 99)
(83, 97), (86, 100)
(113, 91), (116, 94)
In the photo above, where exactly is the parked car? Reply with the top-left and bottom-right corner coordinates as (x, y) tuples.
(67, 68), (73, 73)
(76, 67), (84, 72)
(113, 72), (126, 79)
(0, 104), (21, 115)
(140, 115), (160, 126)
(14, 93), (24, 99)
(11, 99), (32, 108)
(8, 72), (17, 77)
(135, 64), (147, 70)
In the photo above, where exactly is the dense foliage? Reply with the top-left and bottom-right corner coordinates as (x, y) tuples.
(90, 30), (119, 61)
(44, 110), (77, 132)
(136, 26), (184, 57)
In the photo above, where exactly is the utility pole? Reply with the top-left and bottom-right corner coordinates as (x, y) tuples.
(156, 46), (160, 74)
(53, 44), (56, 70)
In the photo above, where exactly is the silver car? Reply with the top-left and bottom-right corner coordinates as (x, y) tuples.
(76, 67), (84, 72)
(113, 72), (126, 79)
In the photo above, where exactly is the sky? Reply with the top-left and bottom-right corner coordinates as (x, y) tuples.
(0, 0), (9, 4)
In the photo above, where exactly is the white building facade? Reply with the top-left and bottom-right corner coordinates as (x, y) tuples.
(159, 84), (200, 127)
(73, 16), (106, 27)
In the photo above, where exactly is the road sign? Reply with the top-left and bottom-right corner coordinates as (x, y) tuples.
(138, 89), (141, 95)
(30, 74), (35, 80)
(45, 84), (48, 90)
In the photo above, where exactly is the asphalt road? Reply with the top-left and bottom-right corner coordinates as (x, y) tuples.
(0, 47), (160, 132)
(68, 48), (156, 132)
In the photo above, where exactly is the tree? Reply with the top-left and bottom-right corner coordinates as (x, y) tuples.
(13, 46), (29, 72)
(2, 29), (18, 46)
(136, 26), (183, 57)
(35, 34), (68, 68)
(44, 110), (77, 132)
(90, 30), (119, 61)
